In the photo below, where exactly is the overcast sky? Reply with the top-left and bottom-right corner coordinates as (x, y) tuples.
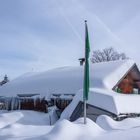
(0, 0), (140, 79)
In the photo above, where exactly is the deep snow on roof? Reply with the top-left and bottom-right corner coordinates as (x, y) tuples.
(60, 88), (140, 118)
(0, 60), (135, 97)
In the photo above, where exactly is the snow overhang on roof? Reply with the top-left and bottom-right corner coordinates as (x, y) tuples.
(60, 88), (140, 120)
(102, 59), (135, 89)
(17, 93), (40, 98)
(88, 88), (140, 115)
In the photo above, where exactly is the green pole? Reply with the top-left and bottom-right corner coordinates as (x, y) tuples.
(83, 20), (90, 124)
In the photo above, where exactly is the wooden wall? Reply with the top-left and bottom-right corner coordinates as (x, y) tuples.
(118, 75), (133, 93)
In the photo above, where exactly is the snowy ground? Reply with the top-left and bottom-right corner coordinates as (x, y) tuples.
(0, 111), (140, 140)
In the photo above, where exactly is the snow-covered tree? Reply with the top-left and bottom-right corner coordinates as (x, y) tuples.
(0, 75), (9, 86)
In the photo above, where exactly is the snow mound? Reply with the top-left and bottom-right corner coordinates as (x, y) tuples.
(1, 111), (140, 140)
(15, 111), (51, 125)
(0, 123), (52, 139)
(96, 115), (140, 130)
(0, 111), (54, 139)
(0, 110), (56, 128)
(45, 118), (105, 140)
(0, 111), (23, 129)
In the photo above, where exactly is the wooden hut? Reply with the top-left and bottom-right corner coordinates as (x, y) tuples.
(113, 64), (140, 94)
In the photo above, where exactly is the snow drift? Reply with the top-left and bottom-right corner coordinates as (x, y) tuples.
(1, 111), (140, 140)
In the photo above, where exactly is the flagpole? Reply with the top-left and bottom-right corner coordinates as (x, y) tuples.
(84, 20), (88, 124)
(83, 20), (90, 124)
(84, 98), (87, 124)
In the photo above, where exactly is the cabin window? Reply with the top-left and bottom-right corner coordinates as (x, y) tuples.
(114, 87), (122, 93)
(133, 88), (138, 94)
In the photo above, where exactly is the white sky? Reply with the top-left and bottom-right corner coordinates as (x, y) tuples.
(0, 0), (140, 79)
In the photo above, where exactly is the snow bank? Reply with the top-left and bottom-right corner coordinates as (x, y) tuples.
(0, 123), (52, 139)
(0, 110), (53, 126)
(0, 111), (54, 140)
(43, 118), (105, 140)
(0, 111), (105, 140)
(30, 117), (140, 140)
(96, 115), (140, 130)
(1, 111), (140, 140)
(0, 111), (23, 129)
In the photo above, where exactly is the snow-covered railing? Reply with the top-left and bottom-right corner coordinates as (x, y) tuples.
(114, 113), (140, 121)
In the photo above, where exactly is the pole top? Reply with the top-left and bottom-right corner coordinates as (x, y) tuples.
(85, 20), (87, 23)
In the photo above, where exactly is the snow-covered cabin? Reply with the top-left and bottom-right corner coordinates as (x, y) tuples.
(1, 59), (140, 120)
(0, 59), (139, 97)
